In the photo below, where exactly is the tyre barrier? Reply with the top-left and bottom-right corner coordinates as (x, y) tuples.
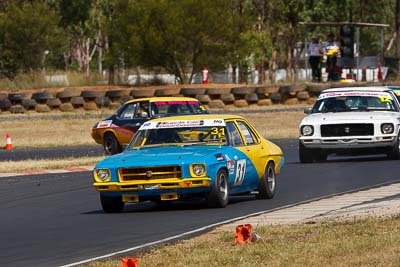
(0, 81), (398, 113)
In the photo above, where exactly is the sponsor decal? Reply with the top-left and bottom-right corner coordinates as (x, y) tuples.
(97, 120), (112, 128)
(153, 101), (199, 106)
(318, 91), (393, 100)
(225, 154), (235, 174)
(139, 119), (226, 130)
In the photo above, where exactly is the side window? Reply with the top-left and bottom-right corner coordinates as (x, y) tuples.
(237, 121), (257, 145)
(226, 122), (244, 147)
(119, 103), (137, 120)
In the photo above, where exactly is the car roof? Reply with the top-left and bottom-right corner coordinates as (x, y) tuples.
(125, 96), (200, 104)
(322, 86), (392, 93)
(147, 114), (245, 122)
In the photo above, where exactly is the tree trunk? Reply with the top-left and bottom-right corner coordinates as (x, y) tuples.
(98, 46), (103, 76)
(108, 64), (115, 85)
(286, 46), (292, 82)
(258, 49), (266, 84)
(269, 49), (277, 83)
(232, 65), (237, 84)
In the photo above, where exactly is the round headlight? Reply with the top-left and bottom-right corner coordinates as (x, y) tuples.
(301, 125), (314, 136)
(96, 169), (110, 181)
(381, 123), (394, 134)
(192, 164), (205, 176)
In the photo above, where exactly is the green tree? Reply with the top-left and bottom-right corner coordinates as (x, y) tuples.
(115, 0), (234, 84)
(0, 1), (64, 76)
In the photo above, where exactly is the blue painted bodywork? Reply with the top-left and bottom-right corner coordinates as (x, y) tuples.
(95, 145), (261, 197)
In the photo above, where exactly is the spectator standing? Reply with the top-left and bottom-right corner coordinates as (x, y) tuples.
(325, 33), (340, 81)
(308, 35), (323, 82)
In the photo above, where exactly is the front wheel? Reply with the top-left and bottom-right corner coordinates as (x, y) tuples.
(100, 194), (124, 213)
(299, 141), (313, 163)
(387, 134), (400, 160)
(207, 169), (229, 208)
(104, 133), (122, 155)
(256, 162), (276, 199)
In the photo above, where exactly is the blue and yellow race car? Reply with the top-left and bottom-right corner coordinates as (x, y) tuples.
(93, 114), (284, 212)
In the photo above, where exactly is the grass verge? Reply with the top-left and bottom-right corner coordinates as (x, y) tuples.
(0, 156), (104, 173)
(87, 216), (400, 267)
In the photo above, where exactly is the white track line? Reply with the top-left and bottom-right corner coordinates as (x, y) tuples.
(60, 179), (400, 267)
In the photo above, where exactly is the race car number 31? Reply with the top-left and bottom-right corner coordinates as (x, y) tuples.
(234, 159), (246, 186)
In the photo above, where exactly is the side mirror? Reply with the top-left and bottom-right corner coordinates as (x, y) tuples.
(304, 107), (312, 114)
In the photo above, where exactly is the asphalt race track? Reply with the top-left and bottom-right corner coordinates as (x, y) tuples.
(1, 139), (399, 266)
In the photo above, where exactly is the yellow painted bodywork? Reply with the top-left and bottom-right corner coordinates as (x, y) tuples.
(228, 118), (284, 179)
(93, 177), (211, 192)
(91, 97), (205, 146)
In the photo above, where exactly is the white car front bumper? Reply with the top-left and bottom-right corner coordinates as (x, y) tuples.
(300, 135), (396, 149)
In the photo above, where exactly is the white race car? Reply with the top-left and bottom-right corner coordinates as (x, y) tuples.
(299, 87), (400, 163)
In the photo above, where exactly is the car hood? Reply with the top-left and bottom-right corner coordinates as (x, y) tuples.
(301, 111), (400, 125)
(96, 145), (225, 168)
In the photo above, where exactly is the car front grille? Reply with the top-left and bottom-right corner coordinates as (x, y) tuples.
(321, 124), (374, 137)
(119, 166), (182, 182)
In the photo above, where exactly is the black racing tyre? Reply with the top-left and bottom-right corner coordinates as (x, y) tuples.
(56, 89), (81, 99)
(195, 94), (211, 104)
(9, 105), (25, 114)
(32, 92), (53, 101)
(231, 87), (256, 95)
(299, 141), (314, 163)
(0, 93), (7, 101)
(155, 88), (181, 96)
(95, 96), (111, 107)
(0, 99), (12, 110)
(206, 87), (231, 95)
(245, 93), (259, 103)
(208, 99), (225, 109)
(21, 99), (37, 109)
(207, 169), (229, 208)
(71, 96), (85, 106)
(106, 90), (130, 98)
(269, 93), (282, 103)
(387, 133), (400, 160)
(314, 150), (328, 162)
(8, 93), (28, 103)
(81, 90), (105, 98)
(46, 98), (62, 108)
(220, 93), (235, 103)
(130, 89), (155, 97)
(100, 194), (124, 213)
(256, 162), (276, 200)
(119, 95), (134, 104)
(181, 87), (206, 96)
(103, 132), (122, 155)
(59, 103), (74, 112)
(256, 85), (279, 94)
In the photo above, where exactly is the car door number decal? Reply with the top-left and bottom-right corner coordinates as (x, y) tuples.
(234, 159), (246, 186)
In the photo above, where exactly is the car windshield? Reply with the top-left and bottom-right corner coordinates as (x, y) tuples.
(312, 92), (398, 113)
(129, 125), (228, 148)
(150, 100), (208, 117)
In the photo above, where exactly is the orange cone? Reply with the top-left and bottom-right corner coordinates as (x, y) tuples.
(121, 257), (138, 267)
(234, 224), (252, 245)
(5, 133), (12, 150)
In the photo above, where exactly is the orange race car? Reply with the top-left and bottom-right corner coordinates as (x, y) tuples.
(91, 97), (209, 155)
